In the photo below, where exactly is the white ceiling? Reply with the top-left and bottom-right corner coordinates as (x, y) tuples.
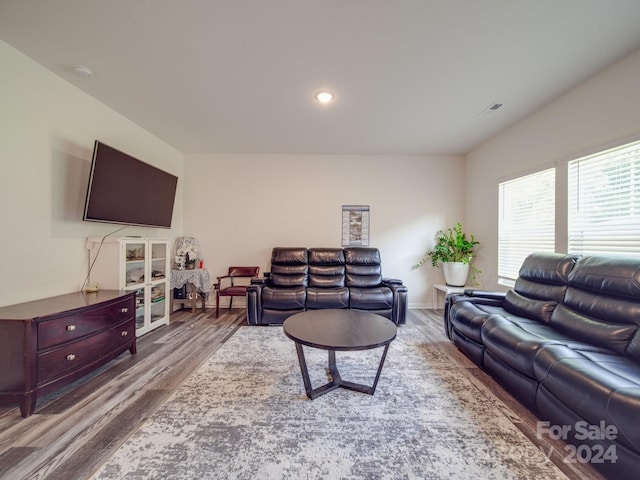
(2, 0), (640, 155)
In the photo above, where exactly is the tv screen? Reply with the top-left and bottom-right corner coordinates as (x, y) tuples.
(83, 141), (178, 228)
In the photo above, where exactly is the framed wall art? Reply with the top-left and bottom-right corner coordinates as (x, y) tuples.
(342, 205), (370, 246)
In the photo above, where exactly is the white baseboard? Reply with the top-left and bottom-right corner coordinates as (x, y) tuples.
(408, 303), (435, 309)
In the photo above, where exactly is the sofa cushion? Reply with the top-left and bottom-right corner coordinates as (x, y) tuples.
(482, 315), (562, 377)
(306, 287), (349, 309)
(482, 314), (610, 378)
(534, 344), (640, 454)
(567, 255), (640, 297)
(261, 286), (306, 310)
(498, 253), (575, 324)
(346, 268), (383, 288)
(517, 252), (577, 295)
(503, 290), (558, 323)
(271, 247), (308, 265)
(548, 255), (640, 356)
(550, 302), (638, 355)
(270, 265), (308, 287)
(308, 265), (346, 287)
(345, 247), (381, 265)
(269, 247), (309, 287)
(308, 248), (345, 288)
(345, 248), (383, 287)
(349, 286), (393, 310)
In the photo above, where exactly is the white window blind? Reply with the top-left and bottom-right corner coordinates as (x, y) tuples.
(568, 140), (640, 256)
(499, 168), (555, 282)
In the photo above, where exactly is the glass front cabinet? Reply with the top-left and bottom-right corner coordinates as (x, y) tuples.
(87, 237), (170, 336)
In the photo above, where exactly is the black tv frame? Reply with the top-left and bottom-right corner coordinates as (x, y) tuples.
(83, 141), (178, 229)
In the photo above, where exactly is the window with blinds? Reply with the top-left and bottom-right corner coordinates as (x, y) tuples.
(568, 140), (640, 256)
(498, 168), (555, 282)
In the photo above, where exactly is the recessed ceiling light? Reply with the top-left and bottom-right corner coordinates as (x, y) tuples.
(314, 90), (335, 104)
(72, 65), (94, 78)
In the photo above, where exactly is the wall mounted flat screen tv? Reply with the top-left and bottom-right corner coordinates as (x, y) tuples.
(83, 141), (178, 228)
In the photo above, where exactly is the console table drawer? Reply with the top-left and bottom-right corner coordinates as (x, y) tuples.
(38, 298), (133, 350)
(37, 320), (131, 385)
(110, 320), (136, 350)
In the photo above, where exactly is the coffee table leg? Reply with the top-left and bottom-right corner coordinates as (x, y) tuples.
(293, 342), (391, 399)
(294, 343), (342, 399)
(370, 343), (391, 393)
(294, 342), (314, 397)
(326, 349), (342, 384)
(339, 343), (391, 395)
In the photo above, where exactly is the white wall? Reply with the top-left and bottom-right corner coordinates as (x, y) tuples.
(465, 48), (640, 290)
(9, 38), (638, 310)
(183, 154), (464, 308)
(0, 40), (184, 307)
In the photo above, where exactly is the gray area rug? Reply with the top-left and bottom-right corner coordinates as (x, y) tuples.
(91, 326), (567, 479)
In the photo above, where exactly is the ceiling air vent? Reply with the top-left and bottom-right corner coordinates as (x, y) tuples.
(478, 102), (503, 116)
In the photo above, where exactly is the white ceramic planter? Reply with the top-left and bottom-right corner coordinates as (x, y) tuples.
(442, 262), (469, 287)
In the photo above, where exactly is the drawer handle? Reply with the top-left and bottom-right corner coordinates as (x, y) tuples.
(121, 307), (129, 313)
(66, 325), (76, 332)
(66, 354), (76, 361)
(121, 331), (128, 337)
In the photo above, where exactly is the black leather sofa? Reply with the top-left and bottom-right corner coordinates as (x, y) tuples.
(446, 252), (640, 479)
(247, 247), (407, 325)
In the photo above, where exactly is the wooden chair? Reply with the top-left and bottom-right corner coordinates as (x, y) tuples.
(215, 266), (260, 317)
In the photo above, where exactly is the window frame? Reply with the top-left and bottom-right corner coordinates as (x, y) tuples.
(567, 139), (640, 257)
(498, 167), (556, 285)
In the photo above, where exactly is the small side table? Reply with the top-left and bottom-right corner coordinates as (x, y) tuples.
(170, 269), (211, 313)
(432, 284), (468, 310)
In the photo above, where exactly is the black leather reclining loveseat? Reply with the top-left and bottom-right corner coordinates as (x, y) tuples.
(247, 247), (407, 325)
(446, 252), (640, 479)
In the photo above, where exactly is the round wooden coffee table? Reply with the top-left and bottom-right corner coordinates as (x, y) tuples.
(283, 309), (397, 399)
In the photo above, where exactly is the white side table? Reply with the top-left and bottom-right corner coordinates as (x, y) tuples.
(432, 284), (468, 310)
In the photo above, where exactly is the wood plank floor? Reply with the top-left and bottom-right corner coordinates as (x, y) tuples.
(0, 308), (604, 480)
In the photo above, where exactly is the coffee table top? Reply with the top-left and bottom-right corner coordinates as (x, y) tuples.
(283, 309), (397, 351)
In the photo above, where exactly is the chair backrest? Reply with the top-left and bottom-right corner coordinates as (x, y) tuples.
(228, 266), (260, 278)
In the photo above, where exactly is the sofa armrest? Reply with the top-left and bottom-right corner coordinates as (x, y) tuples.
(462, 289), (507, 301)
(447, 293), (506, 309)
(246, 283), (264, 325)
(443, 292), (506, 340)
(386, 282), (408, 325)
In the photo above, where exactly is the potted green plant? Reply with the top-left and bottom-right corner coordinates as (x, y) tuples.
(413, 222), (480, 286)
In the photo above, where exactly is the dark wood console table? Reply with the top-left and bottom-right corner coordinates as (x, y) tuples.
(0, 290), (136, 417)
